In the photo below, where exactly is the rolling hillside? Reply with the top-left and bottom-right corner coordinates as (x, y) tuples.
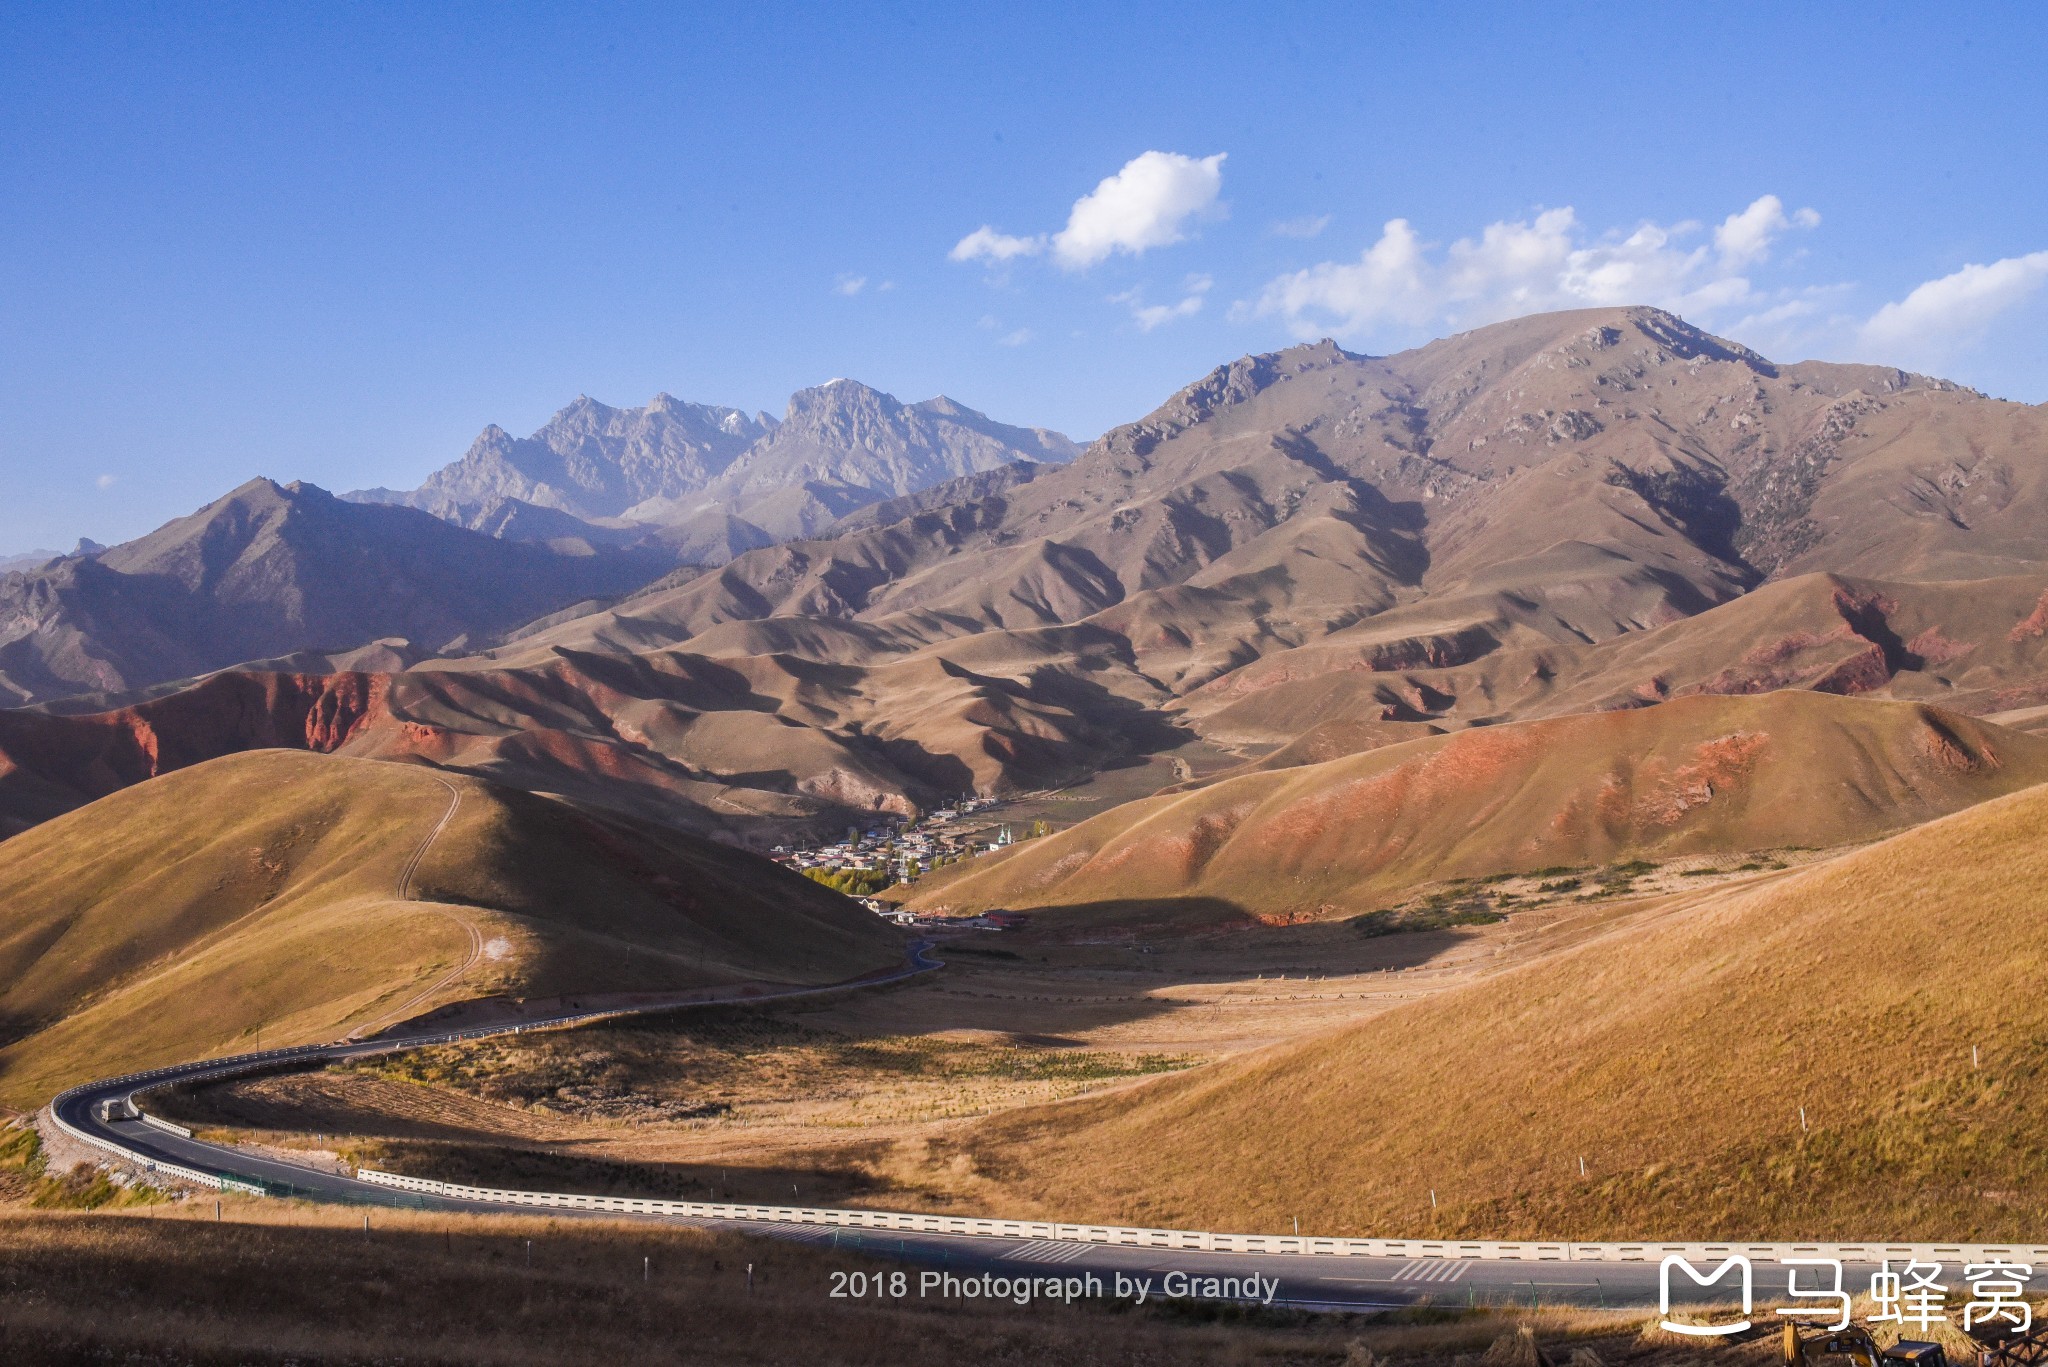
(906, 691), (2048, 921)
(0, 750), (901, 1108)
(0, 640), (1162, 843)
(953, 778), (2048, 1240)
(1176, 568), (2048, 748)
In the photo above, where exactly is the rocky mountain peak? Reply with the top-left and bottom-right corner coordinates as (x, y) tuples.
(785, 378), (895, 419)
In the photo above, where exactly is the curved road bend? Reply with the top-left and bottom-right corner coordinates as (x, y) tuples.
(51, 938), (1867, 1314)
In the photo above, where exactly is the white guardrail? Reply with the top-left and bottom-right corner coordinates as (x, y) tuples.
(353, 1170), (2048, 1266)
(42, 1041), (350, 1193)
(138, 1112), (194, 1140)
(35, 971), (941, 1203)
(45, 957), (2048, 1270)
(43, 1099), (225, 1192)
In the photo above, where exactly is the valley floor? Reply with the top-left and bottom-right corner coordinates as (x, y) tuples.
(154, 851), (1835, 1225)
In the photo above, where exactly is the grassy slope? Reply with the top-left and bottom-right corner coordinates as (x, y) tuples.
(0, 1203), (1661, 1367)
(0, 750), (900, 1108)
(908, 691), (2048, 921)
(953, 780), (2048, 1241)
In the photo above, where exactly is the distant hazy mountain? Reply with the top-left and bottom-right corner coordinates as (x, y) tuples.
(352, 382), (1078, 551)
(350, 393), (773, 525)
(0, 551), (60, 575)
(666, 382), (1081, 540)
(0, 540), (103, 576)
(0, 478), (669, 706)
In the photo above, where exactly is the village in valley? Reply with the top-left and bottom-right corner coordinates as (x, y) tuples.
(769, 796), (1038, 931)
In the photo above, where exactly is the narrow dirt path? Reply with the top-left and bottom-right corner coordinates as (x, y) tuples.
(347, 775), (482, 1041)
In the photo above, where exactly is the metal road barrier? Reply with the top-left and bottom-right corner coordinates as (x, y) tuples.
(352, 1170), (2048, 1266)
(46, 944), (2048, 1268)
(41, 946), (947, 1205)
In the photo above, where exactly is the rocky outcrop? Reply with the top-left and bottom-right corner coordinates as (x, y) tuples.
(0, 671), (395, 832)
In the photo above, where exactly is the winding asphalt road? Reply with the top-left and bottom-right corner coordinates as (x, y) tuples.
(36, 763), (1971, 1320)
(46, 937), (1905, 1316)
(68, 1099), (1681, 1312)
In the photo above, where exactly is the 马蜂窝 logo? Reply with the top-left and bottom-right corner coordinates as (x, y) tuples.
(1659, 1255), (1752, 1336)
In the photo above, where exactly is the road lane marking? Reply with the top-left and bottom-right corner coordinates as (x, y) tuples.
(1392, 1259), (1473, 1282)
(1002, 1239), (1092, 1264)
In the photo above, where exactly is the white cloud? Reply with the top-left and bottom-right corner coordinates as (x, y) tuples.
(950, 225), (1045, 263)
(1860, 251), (2048, 352)
(833, 274), (868, 296)
(1714, 195), (1820, 268)
(1053, 151), (1226, 269)
(95, 473), (117, 490)
(1114, 274), (1213, 331)
(951, 151), (1226, 273)
(1270, 214), (1332, 240)
(1247, 196), (1820, 340)
(1245, 217), (1433, 331)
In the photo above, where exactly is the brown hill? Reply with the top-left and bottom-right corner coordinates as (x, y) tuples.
(0, 638), (1168, 842)
(483, 307), (2048, 697)
(0, 479), (669, 707)
(0, 750), (900, 1107)
(1177, 569), (2048, 751)
(904, 691), (2048, 922)
(950, 779), (2048, 1241)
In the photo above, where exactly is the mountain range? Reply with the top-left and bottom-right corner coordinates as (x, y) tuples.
(5, 306), (2048, 875)
(0, 479), (668, 709)
(348, 380), (1079, 559)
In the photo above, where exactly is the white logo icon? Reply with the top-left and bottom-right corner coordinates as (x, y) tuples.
(1660, 1255), (1753, 1336)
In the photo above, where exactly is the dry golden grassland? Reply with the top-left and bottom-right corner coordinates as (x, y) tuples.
(90, 774), (2048, 1249)
(938, 783), (2048, 1241)
(157, 1008), (1199, 1208)
(0, 1123), (165, 1211)
(0, 1201), (1725, 1367)
(0, 749), (900, 1110)
(155, 862), (1775, 1215)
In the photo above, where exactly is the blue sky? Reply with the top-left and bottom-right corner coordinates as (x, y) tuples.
(2, 2), (2044, 553)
